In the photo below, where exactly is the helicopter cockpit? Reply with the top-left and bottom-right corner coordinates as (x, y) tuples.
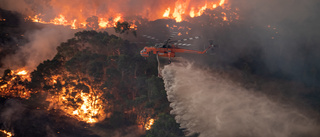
(140, 47), (149, 57)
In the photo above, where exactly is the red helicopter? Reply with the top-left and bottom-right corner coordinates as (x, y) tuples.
(140, 35), (214, 63)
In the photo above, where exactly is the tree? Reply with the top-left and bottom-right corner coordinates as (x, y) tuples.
(114, 21), (137, 37)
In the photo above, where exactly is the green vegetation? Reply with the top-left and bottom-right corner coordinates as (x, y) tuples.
(25, 30), (188, 136)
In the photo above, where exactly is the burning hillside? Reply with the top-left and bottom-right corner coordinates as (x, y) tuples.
(0, 69), (31, 99)
(0, 28), (168, 136)
(1, 0), (232, 29)
(0, 0), (320, 136)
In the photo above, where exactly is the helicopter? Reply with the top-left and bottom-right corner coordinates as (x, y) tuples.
(140, 35), (215, 64)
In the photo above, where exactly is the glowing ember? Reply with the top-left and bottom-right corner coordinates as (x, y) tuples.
(221, 12), (227, 21)
(0, 69), (32, 99)
(0, 129), (13, 137)
(213, 4), (217, 8)
(145, 118), (155, 130)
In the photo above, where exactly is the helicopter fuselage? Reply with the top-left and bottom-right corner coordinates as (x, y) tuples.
(140, 45), (211, 59)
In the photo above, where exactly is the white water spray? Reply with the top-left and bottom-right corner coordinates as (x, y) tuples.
(162, 61), (319, 137)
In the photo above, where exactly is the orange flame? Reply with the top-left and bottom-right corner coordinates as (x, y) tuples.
(144, 118), (155, 130)
(0, 69), (32, 99)
(71, 19), (77, 29)
(113, 15), (122, 24)
(46, 74), (106, 123)
(219, 0), (226, 6)
(163, 7), (171, 17)
(197, 3), (208, 16)
(24, 0), (230, 28)
(189, 7), (195, 18)
(162, 0), (229, 22)
(213, 4), (217, 8)
(52, 14), (68, 25)
(16, 70), (28, 75)
(0, 129), (13, 137)
(99, 18), (109, 28)
(0, 66), (107, 124)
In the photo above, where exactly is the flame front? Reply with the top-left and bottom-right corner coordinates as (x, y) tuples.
(26, 14), (124, 29)
(22, 0), (230, 29)
(163, 0), (228, 22)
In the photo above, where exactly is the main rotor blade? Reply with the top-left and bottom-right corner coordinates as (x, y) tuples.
(170, 36), (200, 43)
(170, 32), (179, 38)
(142, 35), (159, 41)
(132, 42), (156, 45)
(173, 43), (192, 46)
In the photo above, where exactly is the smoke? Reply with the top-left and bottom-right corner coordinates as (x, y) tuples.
(162, 61), (319, 137)
(204, 0), (320, 84)
(0, 25), (74, 72)
(0, 99), (26, 132)
(0, 0), (33, 15)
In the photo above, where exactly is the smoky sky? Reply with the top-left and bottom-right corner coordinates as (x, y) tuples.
(160, 1), (320, 136)
(145, 0), (320, 89)
(205, 0), (320, 84)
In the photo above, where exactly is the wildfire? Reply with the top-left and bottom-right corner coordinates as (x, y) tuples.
(0, 67), (106, 124)
(190, 7), (195, 18)
(52, 14), (68, 25)
(46, 74), (106, 123)
(163, 0), (228, 22)
(16, 70), (27, 75)
(219, 0), (226, 6)
(0, 129), (13, 137)
(26, 14), (124, 30)
(14, 69), (31, 82)
(163, 8), (171, 17)
(144, 118), (155, 130)
(113, 15), (122, 23)
(22, 0), (231, 29)
(99, 18), (109, 28)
